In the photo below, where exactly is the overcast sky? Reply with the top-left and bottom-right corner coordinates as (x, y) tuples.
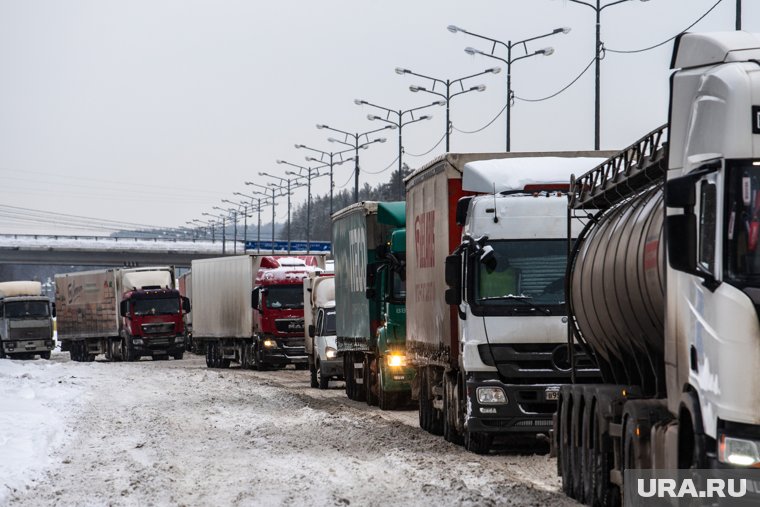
(0, 0), (755, 235)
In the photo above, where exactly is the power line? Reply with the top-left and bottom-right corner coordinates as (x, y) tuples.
(452, 103), (507, 134)
(405, 132), (446, 158)
(606, 0), (724, 54)
(336, 168), (356, 189)
(364, 156), (399, 175)
(515, 56), (596, 103)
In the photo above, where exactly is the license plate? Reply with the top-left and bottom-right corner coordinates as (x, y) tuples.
(545, 388), (560, 401)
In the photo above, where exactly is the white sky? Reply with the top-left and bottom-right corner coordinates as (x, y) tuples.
(0, 0), (755, 234)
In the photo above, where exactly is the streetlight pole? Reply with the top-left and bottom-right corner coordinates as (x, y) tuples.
(220, 200), (243, 254)
(234, 192), (272, 253)
(550, 1), (648, 149)
(315, 124), (392, 203)
(202, 213), (227, 254)
(295, 144), (355, 216)
(449, 25), (569, 152)
(396, 66), (498, 152)
(277, 160), (329, 254)
(355, 99), (444, 200)
(259, 172), (306, 253)
(246, 182), (282, 254)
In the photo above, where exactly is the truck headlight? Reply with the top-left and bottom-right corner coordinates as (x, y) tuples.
(719, 435), (760, 467)
(174, 336), (185, 343)
(325, 347), (337, 359)
(476, 387), (508, 405)
(386, 354), (407, 367)
(132, 339), (143, 345)
(263, 339), (277, 348)
(5, 342), (15, 350)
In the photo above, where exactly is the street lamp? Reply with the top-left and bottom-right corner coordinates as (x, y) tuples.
(202, 212), (227, 254)
(191, 218), (214, 241)
(220, 201), (242, 254)
(356, 98), (443, 199)
(450, 24), (569, 152)
(233, 192), (273, 252)
(277, 159), (329, 253)
(295, 143), (355, 216)
(316, 123), (392, 203)
(396, 66), (499, 151)
(245, 182), (285, 254)
(259, 171), (306, 253)
(549, 1), (647, 148)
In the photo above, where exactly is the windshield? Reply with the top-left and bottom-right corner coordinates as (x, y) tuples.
(4, 301), (50, 319)
(725, 160), (760, 287)
(133, 297), (180, 316)
(323, 310), (336, 335)
(390, 270), (406, 302)
(474, 239), (567, 307)
(265, 285), (304, 309)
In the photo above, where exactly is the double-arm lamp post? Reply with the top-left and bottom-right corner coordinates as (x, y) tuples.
(232, 192), (272, 252)
(448, 25), (569, 152)
(294, 144), (355, 216)
(315, 124), (392, 203)
(201, 212), (227, 254)
(245, 182), (286, 254)
(355, 98), (445, 200)
(395, 66), (499, 152)
(276, 159), (329, 253)
(258, 172), (306, 253)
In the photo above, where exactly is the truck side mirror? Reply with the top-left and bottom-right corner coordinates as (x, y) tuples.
(444, 254), (462, 306)
(666, 176), (696, 208)
(119, 300), (128, 317)
(666, 214), (697, 273)
(51, 302), (56, 318)
(456, 197), (473, 226)
(308, 324), (316, 338)
(182, 297), (191, 313)
(251, 289), (259, 310)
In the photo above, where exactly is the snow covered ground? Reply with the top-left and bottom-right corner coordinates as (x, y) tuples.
(1, 353), (577, 506)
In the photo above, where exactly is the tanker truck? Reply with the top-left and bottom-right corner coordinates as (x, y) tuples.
(0, 281), (55, 359)
(56, 267), (189, 362)
(555, 31), (760, 504)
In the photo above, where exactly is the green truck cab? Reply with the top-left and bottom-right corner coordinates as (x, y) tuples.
(333, 201), (414, 410)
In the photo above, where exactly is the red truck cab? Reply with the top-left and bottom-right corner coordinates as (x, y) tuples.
(119, 287), (190, 361)
(250, 257), (318, 369)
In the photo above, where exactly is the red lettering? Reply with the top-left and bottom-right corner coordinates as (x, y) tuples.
(414, 210), (436, 268)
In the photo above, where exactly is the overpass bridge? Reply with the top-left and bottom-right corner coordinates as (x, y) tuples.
(0, 235), (332, 268)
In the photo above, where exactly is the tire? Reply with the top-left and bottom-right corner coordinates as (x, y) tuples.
(0, 343), (5, 359)
(377, 362), (396, 410)
(252, 342), (263, 371)
(317, 359), (330, 390)
(173, 351), (184, 360)
(344, 354), (354, 399)
(364, 355), (377, 407)
(559, 395), (575, 498)
(590, 408), (618, 507)
(122, 338), (138, 363)
(443, 372), (463, 444)
(310, 359), (319, 388)
(205, 341), (213, 368)
(40, 351), (51, 360)
(464, 430), (492, 455)
(571, 400), (585, 503)
(581, 400), (594, 504)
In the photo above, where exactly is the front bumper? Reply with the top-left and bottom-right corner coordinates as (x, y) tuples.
(261, 338), (307, 366)
(380, 364), (415, 392)
(319, 357), (344, 378)
(131, 335), (185, 355)
(2, 339), (54, 354)
(465, 374), (558, 434)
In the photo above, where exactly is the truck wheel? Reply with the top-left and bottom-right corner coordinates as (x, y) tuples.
(173, 351), (184, 360)
(443, 372), (463, 444)
(570, 400), (585, 503)
(40, 351), (51, 360)
(364, 355), (377, 407)
(121, 338), (137, 362)
(464, 430), (492, 455)
(317, 360), (330, 390)
(344, 354), (354, 399)
(558, 395), (575, 498)
(252, 342), (263, 371)
(309, 359), (318, 388)
(0, 343), (5, 359)
(218, 343), (230, 369)
(590, 408), (617, 507)
(581, 400), (594, 503)
(377, 363), (395, 410)
(205, 342), (213, 367)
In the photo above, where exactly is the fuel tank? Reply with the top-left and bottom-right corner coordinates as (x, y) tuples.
(569, 185), (665, 390)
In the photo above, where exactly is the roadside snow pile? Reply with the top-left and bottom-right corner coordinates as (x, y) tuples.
(0, 356), (83, 503)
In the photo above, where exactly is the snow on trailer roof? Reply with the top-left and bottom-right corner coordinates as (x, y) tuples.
(462, 156), (609, 193)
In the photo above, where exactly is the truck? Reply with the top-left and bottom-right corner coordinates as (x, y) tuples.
(304, 271), (342, 389)
(554, 31), (760, 505)
(333, 201), (414, 409)
(0, 281), (55, 359)
(55, 267), (190, 362)
(178, 271), (194, 352)
(191, 254), (324, 369)
(405, 151), (612, 452)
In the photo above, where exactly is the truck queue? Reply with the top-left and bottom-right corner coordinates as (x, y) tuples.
(3, 31), (760, 506)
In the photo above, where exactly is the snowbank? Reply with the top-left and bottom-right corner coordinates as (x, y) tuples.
(0, 355), (83, 502)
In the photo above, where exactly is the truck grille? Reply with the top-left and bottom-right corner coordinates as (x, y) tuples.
(141, 323), (175, 335)
(274, 319), (304, 333)
(9, 326), (51, 340)
(478, 343), (600, 384)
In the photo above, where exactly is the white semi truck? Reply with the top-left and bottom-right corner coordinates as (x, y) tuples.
(555, 31), (760, 504)
(304, 271), (342, 389)
(0, 281), (55, 359)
